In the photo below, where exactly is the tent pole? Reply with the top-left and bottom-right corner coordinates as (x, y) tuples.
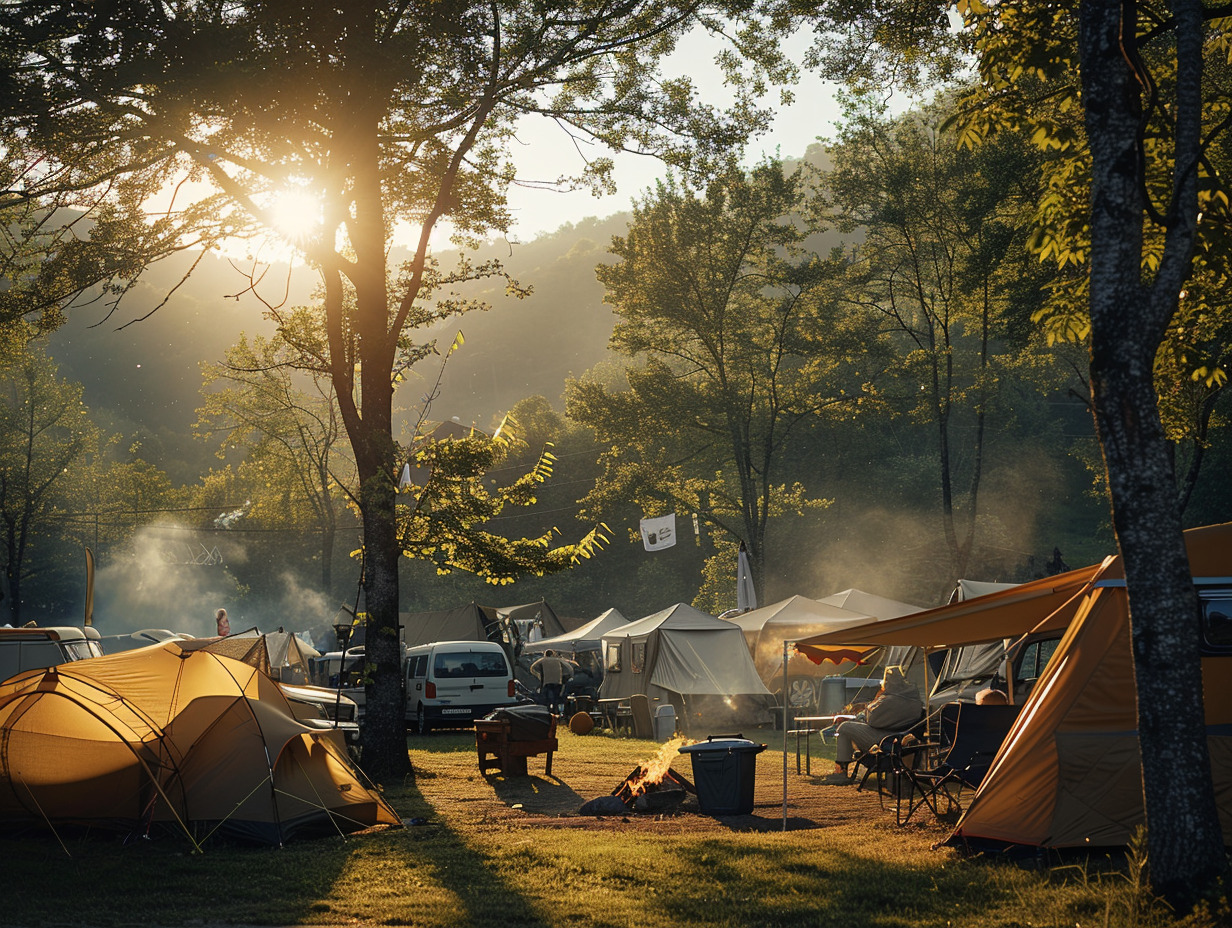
(782, 637), (790, 832)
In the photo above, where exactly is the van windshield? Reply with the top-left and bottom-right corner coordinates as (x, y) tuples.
(433, 650), (508, 678)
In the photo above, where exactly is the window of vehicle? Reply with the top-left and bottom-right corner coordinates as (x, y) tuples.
(433, 650), (508, 678)
(410, 655), (428, 677)
(605, 641), (621, 673)
(63, 640), (102, 661)
(631, 641), (646, 674)
(1199, 587), (1232, 652)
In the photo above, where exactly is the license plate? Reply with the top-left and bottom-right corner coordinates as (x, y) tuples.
(441, 708), (471, 715)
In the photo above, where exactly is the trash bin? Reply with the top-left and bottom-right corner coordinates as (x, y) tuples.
(653, 704), (676, 741)
(820, 676), (847, 716)
(678, 734), (766, 815)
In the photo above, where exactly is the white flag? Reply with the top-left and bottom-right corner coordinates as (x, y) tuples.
(398, 463), (412, 491)
(640, 514), (677, 551)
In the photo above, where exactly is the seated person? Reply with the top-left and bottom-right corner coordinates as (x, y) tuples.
(975, 687), (1009, 705)
(824, 666), (923, 784)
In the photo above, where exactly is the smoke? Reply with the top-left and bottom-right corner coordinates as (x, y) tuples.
(794, 448), (1063, 609)
(90, 523), (340, 644)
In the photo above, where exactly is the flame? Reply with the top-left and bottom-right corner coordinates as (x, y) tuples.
(626, 737), (691, 799)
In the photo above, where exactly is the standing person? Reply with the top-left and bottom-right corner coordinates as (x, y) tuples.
(530, 649), (573, 714)
(215, 608), (230, 637)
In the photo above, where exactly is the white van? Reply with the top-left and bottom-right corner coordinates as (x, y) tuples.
(0, 626), (103, 683)
(405, 640), (516, 734)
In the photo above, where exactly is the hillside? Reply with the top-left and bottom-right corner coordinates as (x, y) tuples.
(44, 212), (634, 480)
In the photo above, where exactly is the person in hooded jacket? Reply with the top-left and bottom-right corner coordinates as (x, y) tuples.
(823, 666), (923, 784)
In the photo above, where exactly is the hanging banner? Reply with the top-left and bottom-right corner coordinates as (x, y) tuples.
(640, 514), (677, 552)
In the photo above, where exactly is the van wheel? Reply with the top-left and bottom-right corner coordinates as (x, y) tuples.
(417, 704), (431, 735)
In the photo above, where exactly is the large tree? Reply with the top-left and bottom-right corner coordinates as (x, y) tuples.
(796, 0), (1232, 905)
(823, 96), (1058, 588)
(568, 161), (877, 604)
(0, 344), (96, 625)
(0, 2), (789, 779)
(197, 321), (351, 593)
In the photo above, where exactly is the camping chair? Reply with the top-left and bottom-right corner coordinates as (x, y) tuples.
(851, 712), (927, 802)
(893, 701), (1021, 826)
(630, 694), (655, 739)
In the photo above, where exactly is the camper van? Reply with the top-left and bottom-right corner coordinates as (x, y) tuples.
(405, 640), (516, 734)
(0, 626), (104, 683)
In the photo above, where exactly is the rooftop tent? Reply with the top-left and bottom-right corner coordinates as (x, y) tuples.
(950, 522), (1232, 849)
(950, 579), (1019, 603)
(523, 608), (631, 655)
(196, 630), (320, 684)
(598, 603), (772, 709)
(0, 641), (400, 847)
(729, 595), (873, 684)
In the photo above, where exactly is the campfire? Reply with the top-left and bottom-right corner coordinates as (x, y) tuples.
(610, 737), (696, 813)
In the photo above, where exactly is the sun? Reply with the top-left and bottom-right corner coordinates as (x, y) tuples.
(268, 186), (323, 243)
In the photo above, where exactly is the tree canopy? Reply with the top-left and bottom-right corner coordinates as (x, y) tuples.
(0, 0), (797, 778)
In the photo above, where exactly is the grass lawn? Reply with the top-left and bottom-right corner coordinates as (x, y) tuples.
(0, 726), (1224, 928)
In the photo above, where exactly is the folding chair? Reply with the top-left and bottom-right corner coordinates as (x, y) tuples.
(894, 701), (1021, 825)
(851, 711), (927, 802)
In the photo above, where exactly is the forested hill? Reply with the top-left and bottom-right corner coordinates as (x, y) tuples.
(43, 212), (633, 481)
(398, 212), (633, 430)
(44, 148), (828, 481)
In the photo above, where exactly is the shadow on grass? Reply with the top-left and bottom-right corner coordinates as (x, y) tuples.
(487, 773), (586, 815)
(0, 821), (363, 927)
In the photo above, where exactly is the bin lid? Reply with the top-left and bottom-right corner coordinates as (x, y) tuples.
(678, 734), (765, 754)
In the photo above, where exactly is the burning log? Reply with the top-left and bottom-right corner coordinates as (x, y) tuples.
(610, 737), (696, 809)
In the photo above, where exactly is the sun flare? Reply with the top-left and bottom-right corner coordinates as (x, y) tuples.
(268, 187), (323, 242)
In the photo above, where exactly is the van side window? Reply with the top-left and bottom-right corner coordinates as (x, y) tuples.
(1200, 588), (1232, 652)
(411, 655), (427, 677)
(21, 641), (65, 671)
(1015, 636), (1061, 696)
(605, 641), (621, 673)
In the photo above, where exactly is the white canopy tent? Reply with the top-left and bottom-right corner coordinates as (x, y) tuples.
(522, 607), (631, 655)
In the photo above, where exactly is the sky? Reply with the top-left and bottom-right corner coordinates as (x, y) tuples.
(487, 29), (860, 243)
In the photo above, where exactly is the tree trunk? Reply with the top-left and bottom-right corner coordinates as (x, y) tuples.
(1080, 0), (1225, 906)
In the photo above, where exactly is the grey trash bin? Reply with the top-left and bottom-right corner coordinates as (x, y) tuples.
(678, 734), (766, 815)
(820, 676), (847, 716)
(653, 704), (676, 741)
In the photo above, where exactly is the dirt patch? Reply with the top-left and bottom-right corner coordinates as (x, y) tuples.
(408, 729), (952, 841)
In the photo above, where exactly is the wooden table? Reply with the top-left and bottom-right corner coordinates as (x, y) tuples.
(789, 715), (852, 774)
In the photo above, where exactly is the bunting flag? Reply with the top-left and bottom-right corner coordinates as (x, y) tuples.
(640, 513), (677, 552)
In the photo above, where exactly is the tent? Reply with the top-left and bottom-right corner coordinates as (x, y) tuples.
(951, 525), (1232, 849)
(816, 588), (923, 621)
(197, 630), (320, 684)
(729, 596), (874, 703)
(598, 603), (772, 716)
(797, 525), (1232, 849)
(401, 600), (567, 654)
(0, 641), (400, 847)
(522, 607), (631, 656)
